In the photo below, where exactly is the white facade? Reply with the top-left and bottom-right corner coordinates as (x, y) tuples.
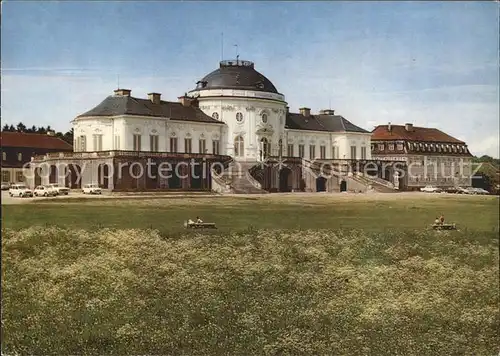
(72, 61), (372, 161)
(73, 115), (225, 155)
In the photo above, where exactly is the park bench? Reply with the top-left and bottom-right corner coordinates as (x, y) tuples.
(432, 223), (457, 230)
(184, 221), (217, 229)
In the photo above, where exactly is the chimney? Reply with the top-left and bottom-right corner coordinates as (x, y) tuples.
(47, 130), (55, 136)
(319, 109), (335, 115)
(299, 107), (311, 117)
(178, 95), (194, 107)
(388, 122), (392, 132)
(148, 92), (161, 105)
(405, 123), (413, 131)
(286, 106), (290, 114)
(114, 89), (131, 97)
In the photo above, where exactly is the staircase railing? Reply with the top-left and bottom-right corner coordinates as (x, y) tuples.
(356, 172), (395, 189)
(211, 168), (232, 193)
(245, 169), (262, 190)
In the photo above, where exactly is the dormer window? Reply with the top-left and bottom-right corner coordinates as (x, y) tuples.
(212, 112), (219, 120)
(388, 144), (394, 151)
(397, 143), (403, 151)
(378, 144), (385, 151)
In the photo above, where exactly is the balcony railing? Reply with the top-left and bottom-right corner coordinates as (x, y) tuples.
(32, 150), (232, 162)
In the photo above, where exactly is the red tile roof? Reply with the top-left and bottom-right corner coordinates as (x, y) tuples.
(371, 125), (465, 143)
(0, 132), (73, 150)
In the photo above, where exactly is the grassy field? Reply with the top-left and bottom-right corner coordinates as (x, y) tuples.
(2, 194), (499, 355)
(2, 194), (499, 233)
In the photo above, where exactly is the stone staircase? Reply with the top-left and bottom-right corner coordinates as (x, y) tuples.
(221, 161), (268, 194)
(353, 173), (399, 193)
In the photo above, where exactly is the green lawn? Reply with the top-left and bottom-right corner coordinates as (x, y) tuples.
(2, 195), (499, 355)
(2, 195), (499, 233)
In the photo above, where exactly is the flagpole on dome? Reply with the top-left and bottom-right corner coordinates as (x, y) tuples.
(221, 32), (224, 61)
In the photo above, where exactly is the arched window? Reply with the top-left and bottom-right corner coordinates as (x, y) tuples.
(236, 112), (243, 123)
(212, 112), (219, 120)
(234, 135), (244, 157)
(2, 152), (5, 160)
(17, 153), (22, 161)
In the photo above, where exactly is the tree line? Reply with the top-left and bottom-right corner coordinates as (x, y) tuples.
(2, 122), (73, 145)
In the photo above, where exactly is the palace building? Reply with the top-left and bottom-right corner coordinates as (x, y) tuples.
(371, 123), (473, 190)
(1, 131), (72, 185)
(26, 59), (470, 193)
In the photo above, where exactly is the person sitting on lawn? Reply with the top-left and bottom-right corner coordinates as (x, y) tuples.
(187, 218), (195, 225)
(196, 216), (203, 223)
(439, 215), (445, 225)
(434, 217), (440, 225)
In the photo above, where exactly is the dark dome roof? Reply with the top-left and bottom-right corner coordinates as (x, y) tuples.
(190, 60), (279, 94)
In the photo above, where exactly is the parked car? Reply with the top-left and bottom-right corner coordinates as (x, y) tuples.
(1, 183), (11, 190)
(456, 187), (469, 194)
(47, 183), (70, 195)
(468, 187), (489, 195)
(82, 183), (102, 195)
(34, 185), (58, 197)
(420, 185), (442, 193)
(444, 186), (459, 194)
(9, 184), (33, 197)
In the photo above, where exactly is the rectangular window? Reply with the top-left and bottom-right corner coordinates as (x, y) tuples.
(331, 146), (339, 159)
(17, 153), (22, 161)
(361, 147), (367, 159)
(320, 145), (326, 159)
(16, 171), (24, 182)
(388, 144), (395, 151)
(287, 144), (294, 157)
(298, 144), (305, 158)
(93, 134), (103, 151)
(79, 135), (87, 152)
(199, 139), (206, 154)
(150, 135), (159, 152)
(309, 145), (316, 160)
(170, 137), (178, 153)
(350, 146), (357, 159)
(378, 144), (384, 151)
(133, 134), (141, 151)
(397, 143), (404, 151)
(212, 140), (220, 154)
(2, 171), (10, 182)
(184, 138), (192, 153)
(114, 135), (120, 150)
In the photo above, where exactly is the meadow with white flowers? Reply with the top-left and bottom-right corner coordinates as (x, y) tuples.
(2, 194), (499, 355)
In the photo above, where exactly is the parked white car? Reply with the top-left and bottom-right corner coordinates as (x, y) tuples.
(47, 183), (70, 195)
(34, 185), (58, 197)
(82, 184), (102, 195)
(9, 184), (33, 197)
(1, 183), (11, 190)
(420, 185), (442, 193)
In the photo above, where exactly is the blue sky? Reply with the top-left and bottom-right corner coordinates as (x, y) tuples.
(2, 1), (499, 156)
